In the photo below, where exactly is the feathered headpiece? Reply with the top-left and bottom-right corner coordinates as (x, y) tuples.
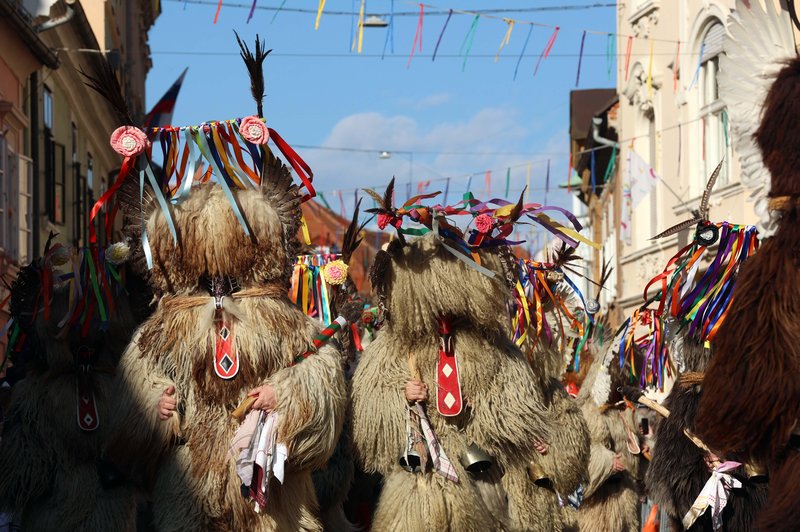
(84, 34), (315, 269)
(364, 179), (598, 279)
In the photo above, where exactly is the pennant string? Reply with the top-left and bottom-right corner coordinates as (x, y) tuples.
(494, 19), (515, 62)
(460, 14), (481, 71)
(513, 24), (533, 81)
(382, 0), (395, 58)
(624, 36), (633, 81)
(407, 3), (425, 69)
(432, 9), (453, 62)
(534, 27), (559, 76)
(689, 43), (705, 90)
(673, 41), (681, 92)
(270, 0), (288, 23)
(576, 30), (587, 87)
(315, 0), (326, 29)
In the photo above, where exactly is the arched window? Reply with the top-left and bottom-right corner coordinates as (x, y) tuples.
(696, 21), (730, 194)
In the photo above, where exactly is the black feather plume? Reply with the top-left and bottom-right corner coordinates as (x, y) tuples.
(235, 32), (271, 118)
(79, 61), (133, 126)
(341, 198), (372, 264)
(508, 187), (526, 222)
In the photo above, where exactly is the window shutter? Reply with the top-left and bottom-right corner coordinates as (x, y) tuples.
(701, 24), (726, 62)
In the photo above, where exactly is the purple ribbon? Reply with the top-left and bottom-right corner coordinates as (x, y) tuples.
(432, 10), (453, 62)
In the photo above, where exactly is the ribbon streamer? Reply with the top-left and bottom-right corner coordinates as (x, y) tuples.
(673, 41), (681, 92)
(689, 43), (705, 90)
(576, 31), (587, 87)
(624, 36), (633, 81)
(534, 27), (559, 76)
(460, 15), (481, 71)
(607, 34), (616, 80)
(494, 19), (515, 62)
(315, 0), (326, 29)
(407, 3), (425, 69)
(382, 0), (395, 58)
(513, 25), (534, 81)
(432, 9), (453, 62)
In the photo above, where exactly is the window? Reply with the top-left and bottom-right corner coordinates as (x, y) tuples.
(71, 122), (77, 163)
(43, 86), (53, 130)
(696, 22), (730, 194)
(86, 153), (93, 245)
(49, 142), (66, 225)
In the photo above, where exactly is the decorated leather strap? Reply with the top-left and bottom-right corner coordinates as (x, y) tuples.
(214, 303), (239, 379)
(76, 347), (99, 431)
(436, 317), (463, 417)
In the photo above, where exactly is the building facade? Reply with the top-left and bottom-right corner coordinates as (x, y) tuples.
(577, 0), (797, 327)
(0, 1), (59, 273)
(0, 0), (160, 270)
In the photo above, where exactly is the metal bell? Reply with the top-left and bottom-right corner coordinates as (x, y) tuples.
(460, 442), (493, 474)
(527, 462), (553, 489)
(399, 447), (427, 473)
(745, 462), (767, 480)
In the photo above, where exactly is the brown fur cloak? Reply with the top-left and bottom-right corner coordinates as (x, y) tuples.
(518, 306), (590, 531)
(107, 172), (346, 531)
(351, 233), (553, 531)
(645, 341), (768, 531)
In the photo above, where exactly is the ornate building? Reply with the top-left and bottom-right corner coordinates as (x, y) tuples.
(575, 0), (797, 325)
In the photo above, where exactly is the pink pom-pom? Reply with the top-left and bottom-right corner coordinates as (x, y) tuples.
(110, 126), (150, 157)
(475, 213), (494, 234)
(239, 116), (269, 145)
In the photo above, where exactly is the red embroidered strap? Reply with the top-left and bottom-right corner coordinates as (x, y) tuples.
(77, 380), (100, 431)
(76, 347), (99, 431)
(214, 312), (239, 379)
(436, 316), (463, 417)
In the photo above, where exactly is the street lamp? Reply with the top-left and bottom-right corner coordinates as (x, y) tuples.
(363, 15), (389, 28)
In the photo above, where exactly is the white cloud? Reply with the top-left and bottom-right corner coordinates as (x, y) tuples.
(304, 107), (534, 197)
(415, 92), (452, 109)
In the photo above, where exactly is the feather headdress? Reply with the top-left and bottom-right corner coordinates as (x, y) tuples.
(83, 34), (314, 270)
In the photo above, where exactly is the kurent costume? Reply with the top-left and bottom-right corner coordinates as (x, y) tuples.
(637, 161), (768, 531)
(576, 338), (644, 532)
(513, 250), (593, 532)
(308, 204), (371, 532)
(351, 183), (592, 531)
(693, 2), (800, 529)
(95, 37), (346, 531)
(0, 241), (147, 531)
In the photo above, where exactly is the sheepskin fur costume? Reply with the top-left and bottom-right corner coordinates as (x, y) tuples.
(645, 340), (768, 531)
(518, 295), (590, 531)
(308, 206), (367, 532)
(576, 347), (643, 532)
(694, 57), (800, 530)
(106, 159), (346, 531)
(351, 232), (552, 531)
(0, 258), (144, 531)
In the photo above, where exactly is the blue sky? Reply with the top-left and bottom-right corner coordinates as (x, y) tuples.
(146, 0), (616, 238)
